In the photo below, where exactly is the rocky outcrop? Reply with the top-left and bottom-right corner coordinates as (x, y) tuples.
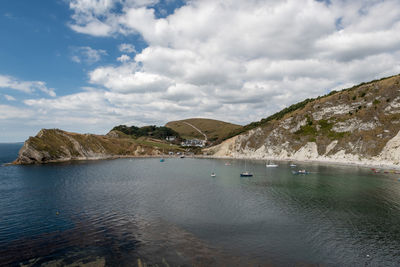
(14, 129), (167, 164)
(206, 74), (400, 168)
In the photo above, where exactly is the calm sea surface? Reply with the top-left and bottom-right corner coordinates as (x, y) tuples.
(1, 144), (400, 266)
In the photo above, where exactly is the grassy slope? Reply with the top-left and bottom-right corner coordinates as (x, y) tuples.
(20, 129), (183, 163)
(165, 118), (242, 142)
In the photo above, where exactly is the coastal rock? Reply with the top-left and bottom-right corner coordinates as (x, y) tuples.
(208, 74), (400, 168)
(14, 129), (169, 164)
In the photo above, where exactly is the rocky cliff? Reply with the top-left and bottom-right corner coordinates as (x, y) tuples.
(14, 129), (173, 164)
(207, 74), (400, 168)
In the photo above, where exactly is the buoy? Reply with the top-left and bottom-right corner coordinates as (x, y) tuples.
(56, 211), (59, 215)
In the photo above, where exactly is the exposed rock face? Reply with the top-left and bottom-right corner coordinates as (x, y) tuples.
(207, 74), (400, 168)
(14, 129), (164, 164)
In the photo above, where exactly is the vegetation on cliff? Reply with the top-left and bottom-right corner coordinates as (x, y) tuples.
(224, 74), (400, 140)
(209, 73), (400, 164)
(15, 129), (182, 164)
(112, 125), (181, 140)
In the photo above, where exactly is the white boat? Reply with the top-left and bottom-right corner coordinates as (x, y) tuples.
(211, 172), (216, 177)
(266, 161), (278, 167)
(289, 163), (296, 167)
(292, 169), (309, 175)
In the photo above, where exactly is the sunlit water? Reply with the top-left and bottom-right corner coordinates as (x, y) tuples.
(1, 144), (400, 266)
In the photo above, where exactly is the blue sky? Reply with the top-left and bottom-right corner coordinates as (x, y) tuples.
(1, 0), (400, 142)
(0, 0), (160, 97)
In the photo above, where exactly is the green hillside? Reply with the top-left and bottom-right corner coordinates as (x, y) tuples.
(165, 118), (242, 143)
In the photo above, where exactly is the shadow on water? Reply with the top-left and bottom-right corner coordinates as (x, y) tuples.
(0, 211), (263, 266)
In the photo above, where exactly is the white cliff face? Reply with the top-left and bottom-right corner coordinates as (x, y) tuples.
(210, 127), (400, 169)
(332, 118), (379, 132)
(384, 97), (400, 114)
(325, 140), (338, 155)
(379, 130), (400, 163)
(280, 117), (293, 130)
(209, 75), (400, 168)
(293, 142), (319, 160)
(211, 136), (239, 157)
(312, 104), (354, 120)
(290, 118), (307, 133)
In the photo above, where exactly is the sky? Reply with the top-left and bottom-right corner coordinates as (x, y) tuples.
(1, 0), (400, 142)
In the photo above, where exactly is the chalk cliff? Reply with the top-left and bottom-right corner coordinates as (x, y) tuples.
(206, 74), (400, 168)
(15, 74), (400, 167)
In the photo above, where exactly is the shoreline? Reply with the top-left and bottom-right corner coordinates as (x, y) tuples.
(9, 154), (175, 166)
(8, 153), (400, 171)
(199, 155), (400, 171)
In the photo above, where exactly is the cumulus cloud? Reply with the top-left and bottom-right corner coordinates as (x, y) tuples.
(0, 74), (56, 97)
(71, 46), (108, 64)
(0, 105), (31, 119)
(89, 63), (174, 93)
(119, 43), (136, 53)
(68, 0), (159, 36)
(117, 54), (131, 62)
(6, 0), (399, 141)
(4, 94), (16, 101)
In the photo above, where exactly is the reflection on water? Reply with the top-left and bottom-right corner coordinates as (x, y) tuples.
(1, 157), (400, 266)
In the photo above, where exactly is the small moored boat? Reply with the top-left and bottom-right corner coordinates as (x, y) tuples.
(292, 169), (309, 175)
(240, 172), (253, 177)
(241, 160), (253, 177)
(211, 172), (216, 177)
(266, 161), (278, 167)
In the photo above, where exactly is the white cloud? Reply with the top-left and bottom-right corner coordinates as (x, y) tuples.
(117, 54), (131, 62)
(4, 94), (16, 101)
(119, 43), (136, 53)
(89, 63), (174, 93)
(0, 74), (56, 97)
(4, 0), (400, 141)
(70, 20), (114, 37)
(67, 0), (159, 36)
(0, 105), (30, 119)
(71, 46), (108, 64)
(63, 0), (400, 126)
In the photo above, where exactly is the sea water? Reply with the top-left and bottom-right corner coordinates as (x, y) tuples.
(1, 146), (400, 266)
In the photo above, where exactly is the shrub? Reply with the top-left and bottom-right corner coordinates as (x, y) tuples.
(318, 119), (333, 130)
(112, 125), (181, 140)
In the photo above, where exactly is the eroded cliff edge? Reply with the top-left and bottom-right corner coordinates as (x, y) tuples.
(206, 75), (400, 168)
(14, 129), (168, 164)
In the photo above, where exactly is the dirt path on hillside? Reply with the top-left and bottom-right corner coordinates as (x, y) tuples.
(183, 122), (208, 141)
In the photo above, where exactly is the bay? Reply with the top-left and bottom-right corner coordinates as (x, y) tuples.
(1, 149), (400, 266)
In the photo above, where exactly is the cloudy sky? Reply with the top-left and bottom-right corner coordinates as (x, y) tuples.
(1, 0), (400, 142)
